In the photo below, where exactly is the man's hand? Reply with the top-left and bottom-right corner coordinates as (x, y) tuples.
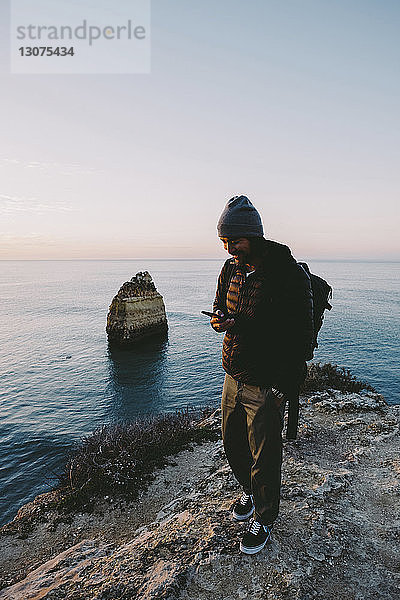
(210, 309), (235, 332)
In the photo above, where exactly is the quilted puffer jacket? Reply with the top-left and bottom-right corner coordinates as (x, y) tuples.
(213, 239), (314, 394)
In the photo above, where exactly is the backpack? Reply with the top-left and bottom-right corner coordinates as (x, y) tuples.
(284, 263), (332, 440)
(298, 262), (332, 358)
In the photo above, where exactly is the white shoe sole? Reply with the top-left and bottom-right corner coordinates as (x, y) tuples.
(232, 507), (254, 521)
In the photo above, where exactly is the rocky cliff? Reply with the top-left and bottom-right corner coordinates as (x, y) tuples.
(106, 272), (168, 345)
(0, 389), (399, 600)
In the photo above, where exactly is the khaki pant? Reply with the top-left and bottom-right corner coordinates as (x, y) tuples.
(221, 373), (285, 525)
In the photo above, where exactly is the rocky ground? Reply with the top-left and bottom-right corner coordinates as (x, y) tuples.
(0, 389), (399, 600)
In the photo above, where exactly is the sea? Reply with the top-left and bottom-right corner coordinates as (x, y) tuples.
(0, 259), (399, 526)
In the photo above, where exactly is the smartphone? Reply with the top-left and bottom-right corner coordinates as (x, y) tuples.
(201, 310), (224, 318)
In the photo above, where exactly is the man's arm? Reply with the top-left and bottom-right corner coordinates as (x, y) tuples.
(211, 261), (235, 332)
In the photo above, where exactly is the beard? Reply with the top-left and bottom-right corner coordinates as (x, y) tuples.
(232, 252), (247, 266)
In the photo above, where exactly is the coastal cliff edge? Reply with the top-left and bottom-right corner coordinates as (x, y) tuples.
(0, 389), (399, 600)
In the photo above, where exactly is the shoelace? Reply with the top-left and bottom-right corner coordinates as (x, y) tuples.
(239, 493), (252, 505)
(247, 519), (262, 535)
(247, 519), (272, 535)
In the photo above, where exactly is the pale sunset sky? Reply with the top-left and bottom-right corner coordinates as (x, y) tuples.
(0, 0), (399, 260)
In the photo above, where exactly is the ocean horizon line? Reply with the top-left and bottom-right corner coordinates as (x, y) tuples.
(0, 258), (399, 263)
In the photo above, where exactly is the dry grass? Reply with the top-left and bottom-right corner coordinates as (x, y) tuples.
(57, 408), (217, 510)
(302, 362), (376, 394)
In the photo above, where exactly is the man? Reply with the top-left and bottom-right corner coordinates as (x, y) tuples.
(210, 195), (313, 555)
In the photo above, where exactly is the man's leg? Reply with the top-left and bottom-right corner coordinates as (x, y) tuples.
(241, 385), (285, 526)
(221, 374), (253, 494)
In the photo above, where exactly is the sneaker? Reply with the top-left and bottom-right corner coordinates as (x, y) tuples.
(232, 492), (254, 521)
(240, 518), (273, 554)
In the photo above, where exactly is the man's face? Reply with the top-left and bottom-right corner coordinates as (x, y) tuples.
(220, 237), (251, 265)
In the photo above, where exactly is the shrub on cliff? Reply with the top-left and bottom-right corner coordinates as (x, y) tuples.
(58, 408), (217, 510)
(302, 362), (376, 394)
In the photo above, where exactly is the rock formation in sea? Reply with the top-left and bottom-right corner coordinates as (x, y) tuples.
(106, 271), (168, 345)
(0, 388), (399, 600)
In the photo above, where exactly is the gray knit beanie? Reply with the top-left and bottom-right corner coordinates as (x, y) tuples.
(217, 195), (264, 238)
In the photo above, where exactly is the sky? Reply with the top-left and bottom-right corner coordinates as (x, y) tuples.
(1, 0), (399, 260)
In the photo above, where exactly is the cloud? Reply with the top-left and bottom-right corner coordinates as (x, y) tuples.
(0, 193), (76, 214)
(0, 232), (49, 242)
(0, 232), (58, 258)
(0, 231), (56, 246)
(0, 157), (99, 176)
